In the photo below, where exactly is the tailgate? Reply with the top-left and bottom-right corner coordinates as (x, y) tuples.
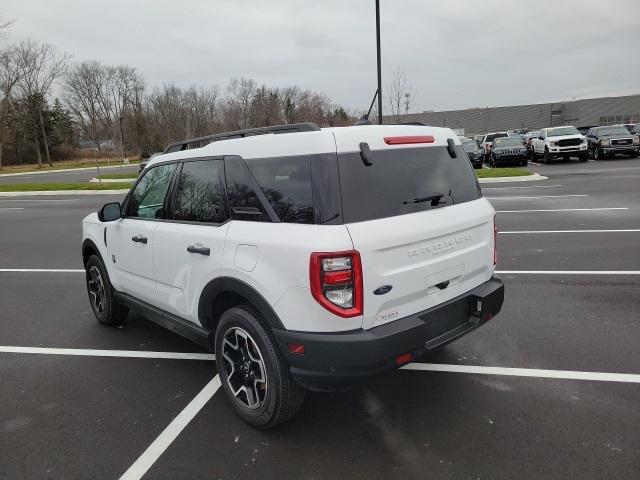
(347, 198), (495, 330)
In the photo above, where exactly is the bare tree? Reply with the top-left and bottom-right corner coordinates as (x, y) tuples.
(226, 77), (256, 129)
(385, 67), (415, 123)
(95, 65), (144, 153)
(0, 13), (14, 38)
(63, 61), (105, 152)
(0, 45), (22, 169)
(15, 39), (69, 166)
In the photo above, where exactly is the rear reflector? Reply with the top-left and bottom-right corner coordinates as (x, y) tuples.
(395, 352), (414, 366)
(287, 343), (305, 355)
(384, 135), (435, 145)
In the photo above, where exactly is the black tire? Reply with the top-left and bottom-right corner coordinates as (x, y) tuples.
(529, 149), (536, 161)
(629, 151), (638, 158)
(579, 152), (588, 162)
(594, 148), (602, 160)
(215, 305), (305, 429)
(85, 254), (128, 326)
(521, 159), (528, 166)
(543, 148), (551, 164)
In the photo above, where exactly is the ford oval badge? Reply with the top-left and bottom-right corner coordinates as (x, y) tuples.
(373, 285), (393, 295)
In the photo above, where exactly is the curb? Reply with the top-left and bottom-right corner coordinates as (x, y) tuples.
(0, 163), (139, 177)
(89, 178), (135, 183)
(478, 173), (548, 183)
(0, 190), (128, 197)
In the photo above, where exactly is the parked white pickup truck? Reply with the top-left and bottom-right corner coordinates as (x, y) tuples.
(531, 126), (588, 163)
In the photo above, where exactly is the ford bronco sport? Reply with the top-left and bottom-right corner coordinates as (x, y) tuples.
(82, 123), (504, 428)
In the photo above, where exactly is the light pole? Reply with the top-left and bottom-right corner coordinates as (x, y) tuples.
(119, 116), (126, 165)
(375, 0), (382, 124)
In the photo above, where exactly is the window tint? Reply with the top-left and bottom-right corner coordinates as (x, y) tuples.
(172, 159), (228, 223)
(224, 156), (270, 222)
(337, 146), (481, 223)
(127, 163), (176, 219)
(245, 156), (314, 224)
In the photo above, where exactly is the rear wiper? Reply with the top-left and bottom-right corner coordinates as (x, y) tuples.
(403, 193), (444, 206)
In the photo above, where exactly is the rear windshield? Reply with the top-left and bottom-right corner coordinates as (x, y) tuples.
(337, 146), (481, 223)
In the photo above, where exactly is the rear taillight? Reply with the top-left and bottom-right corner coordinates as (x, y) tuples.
(310, 251), (363, 318)
(493, 215), (498, 266)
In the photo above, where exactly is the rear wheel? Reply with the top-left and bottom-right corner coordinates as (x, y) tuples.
(215, 305), (305, 429)
(85, 255), (128, 326)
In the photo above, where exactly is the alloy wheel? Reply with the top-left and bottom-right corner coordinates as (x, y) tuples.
(87, 266), (105, 314)
(221, 327), (268, 410)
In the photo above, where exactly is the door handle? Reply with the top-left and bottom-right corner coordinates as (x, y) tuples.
(131, 235), (148, 244)
(187, 245), (210, 256)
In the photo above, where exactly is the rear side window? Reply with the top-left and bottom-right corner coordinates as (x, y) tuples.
(337, 146), (481, 223)
(245, 156), (314, 224)
(224, 156), (270, 222)
(172, 159), (228, 224)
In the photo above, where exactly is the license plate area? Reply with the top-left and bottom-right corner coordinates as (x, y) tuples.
(418, 296), (476, 349)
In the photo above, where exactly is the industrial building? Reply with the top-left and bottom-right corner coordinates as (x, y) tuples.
(392, 93), (640, 136)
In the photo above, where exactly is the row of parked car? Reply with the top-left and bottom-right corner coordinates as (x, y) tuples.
(461, 123), (640, 168)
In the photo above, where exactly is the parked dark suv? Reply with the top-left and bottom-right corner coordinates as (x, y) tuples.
(461, 138), (483, 169)
(488, 136), (528, 167)
(586, 126), (639, 159)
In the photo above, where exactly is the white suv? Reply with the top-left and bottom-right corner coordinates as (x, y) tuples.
(82, 123), (504, 428)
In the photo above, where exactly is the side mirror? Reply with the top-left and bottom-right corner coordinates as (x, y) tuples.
(98, 202), (122, 222)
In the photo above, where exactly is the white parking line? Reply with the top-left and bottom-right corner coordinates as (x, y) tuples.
(0, 345), (215, 360)
(402, 363), (640, 383)
(496, 207), (628, 213)
(0, 268), (85, 273)
(0, 198), (79, 202)
(496, 270), (640, 275)
(486, 194), (587, 200)
(119, 375), (221, 480)
(482, 184), (562, 190)
(501, 229), (640, 234)
(0, 207), (24, 211)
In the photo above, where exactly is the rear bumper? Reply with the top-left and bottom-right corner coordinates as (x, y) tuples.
(274, 276), (504, 390)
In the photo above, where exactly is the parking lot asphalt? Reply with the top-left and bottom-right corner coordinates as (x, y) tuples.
(1, 157), (639, 479)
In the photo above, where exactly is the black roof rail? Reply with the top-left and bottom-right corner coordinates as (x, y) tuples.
(163, 122), (320, 153)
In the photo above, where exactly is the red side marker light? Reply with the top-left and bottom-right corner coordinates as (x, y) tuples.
(384, 135), (435, 145)
(287, 343), (305, 355)
(395, 351), (414, 366)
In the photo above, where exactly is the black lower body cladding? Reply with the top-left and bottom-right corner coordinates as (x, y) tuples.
(274, 276), (504, 390)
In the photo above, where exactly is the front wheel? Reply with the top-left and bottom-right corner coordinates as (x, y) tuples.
(594, 148), (603, 160)
(85, 255), (128, 326)
(215, 306), (305, 429)
(579, 152), (588, 162)
(543, 148), (551, 164)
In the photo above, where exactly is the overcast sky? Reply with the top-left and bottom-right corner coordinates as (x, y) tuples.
(2, 0), (639, 113)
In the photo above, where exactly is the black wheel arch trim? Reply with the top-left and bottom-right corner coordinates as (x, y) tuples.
(198, 277), (286, 332)
(82, 238), (103, 266)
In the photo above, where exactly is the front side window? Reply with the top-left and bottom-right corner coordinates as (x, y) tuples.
(172, 159), (228, 224)
(127, 163), (176, 219)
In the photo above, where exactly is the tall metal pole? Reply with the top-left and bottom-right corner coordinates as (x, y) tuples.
(376, 0), (382, 124)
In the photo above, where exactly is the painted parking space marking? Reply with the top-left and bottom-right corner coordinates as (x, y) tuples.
(0, 198), (79, 202)
(0, 345), (215, 360)
(119, 375), (221, 480)
(496, 207), (628, 213)
(402, 363), (640, 383)
(0, 207), (24, 211)
(501, 229), (640, 234)
(496, 270), (640, 275)
(486, 194), (587, 200)
(482, 184), (562, 190)
(0, 268), (85, 273)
